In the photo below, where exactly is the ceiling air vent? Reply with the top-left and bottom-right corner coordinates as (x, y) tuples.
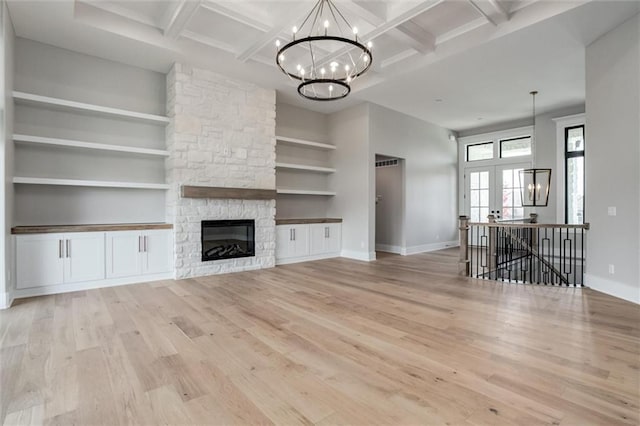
(375, 159), (399, 168)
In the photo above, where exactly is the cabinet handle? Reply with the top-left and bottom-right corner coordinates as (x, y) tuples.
(66, 240), (70, 258)
(325, 227), (329, 238)
(289, 229), (292, 241)
(293, 228), (296, 241)
(138, 236), (142, 253)
(59, 239), (63, 259)
(144, 236), (148, 252)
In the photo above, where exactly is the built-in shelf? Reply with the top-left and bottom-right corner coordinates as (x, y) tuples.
(13, 91), (171, 125)
(13, 134), (170, 157)
(13, 177), (169, 190)
(276, 135), (336, 150)
(276, 189), (336, 196)
(275, 162), (336, 173)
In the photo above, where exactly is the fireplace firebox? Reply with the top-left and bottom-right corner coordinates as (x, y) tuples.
(201, 220), (255, 261)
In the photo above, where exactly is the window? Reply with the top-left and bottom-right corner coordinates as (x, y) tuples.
(466, 142), (493, 161)
(502, 168), (525, 219)
(565, 125), (585, 224)
(500, 136), (532, 158)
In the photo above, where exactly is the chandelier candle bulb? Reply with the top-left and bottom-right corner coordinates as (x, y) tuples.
(275, 0), (373, 101)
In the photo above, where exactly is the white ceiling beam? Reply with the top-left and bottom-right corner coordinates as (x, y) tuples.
(236, 2), (315, 63)
(199, 1), (270, 33)
(435, 17), (488, 45)
(393, 21), (435, 54)
(488, 0), (510, 21)
(467, 0), (498, 26)
(312, 0), (444, 68)
(163, 0), (201, 39)
(333, 0), (386, 26)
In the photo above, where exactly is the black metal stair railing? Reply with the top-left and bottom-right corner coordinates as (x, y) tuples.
(458, 214), (590, 287)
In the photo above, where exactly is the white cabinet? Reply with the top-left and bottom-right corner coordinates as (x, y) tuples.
(276, 222), (341, 264)
(106, 230), (172, 278)
(276, 225), (310, 261)
(16, 232), (105, 289)
(310, 223), (341, 255)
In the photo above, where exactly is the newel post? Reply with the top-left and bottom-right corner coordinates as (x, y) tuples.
(530, 213), (539, 252)
(488, 214), (497, 272)
(458, 216), (470, 276)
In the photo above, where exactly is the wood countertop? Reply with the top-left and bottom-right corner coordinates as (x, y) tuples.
(12, 223), (173, 235)
(275, 218), (342, 225)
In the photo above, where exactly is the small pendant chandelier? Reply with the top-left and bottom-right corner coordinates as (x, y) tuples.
(275, 0), (373, 101)
(519, 91), (552, 207)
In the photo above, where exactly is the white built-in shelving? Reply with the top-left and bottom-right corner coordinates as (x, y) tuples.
(13, 177), (170, 190)
(13, 134), (170, 157)
(13, 91), (170, 124)
(276, 135), (336, 150)
(275, 162), (336, 173)
(276, 189), (337, 196)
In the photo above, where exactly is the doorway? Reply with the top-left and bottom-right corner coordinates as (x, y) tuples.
(374, 155), (405, 254)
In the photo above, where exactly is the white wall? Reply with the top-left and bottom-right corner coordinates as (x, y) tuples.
(375, 161), (404, 251)
(0, 1), (14, 308)
(13, 38), (167, 226)
(585, 14), (640, 304)
(369, 104), (458, 253)
(327, 103), (374, 261)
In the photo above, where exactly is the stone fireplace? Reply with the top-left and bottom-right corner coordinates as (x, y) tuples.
(165, 63), (276, 279)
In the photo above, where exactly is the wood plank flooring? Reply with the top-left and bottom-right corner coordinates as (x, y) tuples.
(1, 248), (639, 425)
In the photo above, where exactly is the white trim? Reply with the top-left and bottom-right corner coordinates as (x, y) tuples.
(553, 113), (586, 223)
(375, 244), (403, 254)
(276, 252), (340, 265)
(11, 272), (173, 300)
(276, 189), (336, 196)
(340, 250), (377, 262)
(585, 273), (639, 305)
(275, 163), (336, 173)
(403, 240), (459, 255)
(0, 292), (14, 310)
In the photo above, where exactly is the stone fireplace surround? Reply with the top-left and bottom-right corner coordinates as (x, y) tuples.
(165, 63), (277, 279)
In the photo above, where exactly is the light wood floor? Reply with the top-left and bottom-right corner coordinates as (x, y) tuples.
(1, 249), (639, 425)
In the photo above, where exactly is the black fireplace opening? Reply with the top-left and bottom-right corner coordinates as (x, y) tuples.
(201, 220), (255, 261)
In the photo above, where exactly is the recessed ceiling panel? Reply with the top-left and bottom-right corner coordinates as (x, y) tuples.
(187, 7), (266, 53)
(100, 0), (174, 26)
(410, 1), (480, 37)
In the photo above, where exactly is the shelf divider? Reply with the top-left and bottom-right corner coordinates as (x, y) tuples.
(276, 135), (336, 150)
(13, 134), (169, 157)
(275, 162), (336, 173)
(13, 177), (169, 190)
(276, 189), (336, 196)
(13, 91), (170, 124)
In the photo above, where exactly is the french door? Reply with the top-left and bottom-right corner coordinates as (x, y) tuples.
(465, 162), (529, 223)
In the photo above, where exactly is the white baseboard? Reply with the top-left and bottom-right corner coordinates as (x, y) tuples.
(276, 252), (340, 265)
(0, 291), (14, 310)
(11, 272), (173, 301)
(375, 244), (403, 254)
(341, 250), (376, 262)
(403, 240), (459, 256)
(585, 273), (640, 305)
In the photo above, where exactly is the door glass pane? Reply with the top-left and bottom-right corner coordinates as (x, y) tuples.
(469, 171), (491, 222)
(467, 142), (494, 161)
(501, 168), (525, 220)
(567, 156), (584, 224)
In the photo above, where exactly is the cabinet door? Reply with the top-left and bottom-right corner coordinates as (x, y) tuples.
(141, 230), (172, 275)
(309, 224), (328, 255)
(326, 224), (342, 254)
(106, 231), (142, 278)
(64, 233), (106, 283)
(16, 234), (65, 289)
(292, 225), (310, 257)
(276, 226), (294, 259)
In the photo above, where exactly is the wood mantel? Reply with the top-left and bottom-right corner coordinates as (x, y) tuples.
(181, 185), (277, 200)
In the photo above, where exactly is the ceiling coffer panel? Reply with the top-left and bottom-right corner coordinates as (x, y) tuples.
(186, 7), (266, 53)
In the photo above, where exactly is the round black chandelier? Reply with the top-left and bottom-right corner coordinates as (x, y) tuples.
(275, 0), (373, 101)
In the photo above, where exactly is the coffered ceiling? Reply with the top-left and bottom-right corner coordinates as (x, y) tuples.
(7, 1), (639, 130)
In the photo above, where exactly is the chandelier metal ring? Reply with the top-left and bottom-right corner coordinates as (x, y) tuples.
(297, 79), (351, 101)
(276, 36), (373, 81)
